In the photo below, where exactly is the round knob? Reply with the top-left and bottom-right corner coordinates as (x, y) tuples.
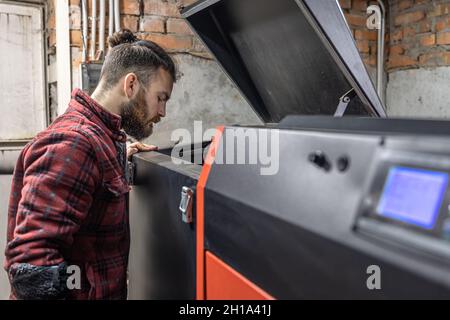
(337, 156), (350, 172)
(308, 151), (331, 171)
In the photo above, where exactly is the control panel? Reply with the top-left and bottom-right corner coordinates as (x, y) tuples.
(355, 150), (450, 262)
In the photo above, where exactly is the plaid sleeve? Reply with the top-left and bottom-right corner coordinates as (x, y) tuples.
(6, 130), (100, 268)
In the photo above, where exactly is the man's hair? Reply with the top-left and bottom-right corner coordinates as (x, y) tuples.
(100, 29), (177, 90)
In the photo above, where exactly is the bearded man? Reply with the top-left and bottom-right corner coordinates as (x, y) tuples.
(4, 29), (176, 300)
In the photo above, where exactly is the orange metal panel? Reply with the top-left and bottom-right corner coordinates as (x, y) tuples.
(196, 126), (224, 300)
(205, 251), (275, 300)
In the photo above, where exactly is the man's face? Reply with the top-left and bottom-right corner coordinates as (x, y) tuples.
(121, 67), (174, 141)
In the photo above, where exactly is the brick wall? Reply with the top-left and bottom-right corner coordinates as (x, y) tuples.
(48, 0), (384, 73)
(48, 0), (383, 84)
(339, 0), (450, 73)
(58, 0), (211, 69)
(388, 0), (450, 71)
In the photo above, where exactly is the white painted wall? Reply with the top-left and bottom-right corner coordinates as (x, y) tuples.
(0, 3), (46, 140)
(143, 54), (263, 149)
(387, 66), (450, 119)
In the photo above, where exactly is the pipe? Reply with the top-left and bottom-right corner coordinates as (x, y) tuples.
(376, 0), (386, 104)
(374, 0), (386, 104)
(81, 0), (88, 62)
(99, 0), (106, 55)
(367, 2), (386, 104)
(56, 0), (72, 115)
(114, 0), (121, 32)
(109, 0), (114, 38)
(90, 0), (97, 60)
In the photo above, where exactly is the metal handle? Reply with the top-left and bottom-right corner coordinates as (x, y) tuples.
(179, 186), (194, 224)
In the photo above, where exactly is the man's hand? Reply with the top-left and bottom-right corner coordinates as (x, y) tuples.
(127, 142), (158, 160)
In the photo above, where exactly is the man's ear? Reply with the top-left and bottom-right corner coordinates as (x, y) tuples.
(123, 73), (140, 100)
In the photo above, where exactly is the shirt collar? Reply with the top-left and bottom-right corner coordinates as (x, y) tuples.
(70, 88), (127, 142)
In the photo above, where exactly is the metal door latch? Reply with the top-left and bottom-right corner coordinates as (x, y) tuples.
(127, 161), (135, 186)
(179, 186), (194, 224)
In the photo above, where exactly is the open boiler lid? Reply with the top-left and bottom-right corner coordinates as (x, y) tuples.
(181, 0), (386, 123)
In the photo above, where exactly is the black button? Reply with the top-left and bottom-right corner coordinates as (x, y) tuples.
(337, 156), (350, 172)
(308, 151), (331, 171)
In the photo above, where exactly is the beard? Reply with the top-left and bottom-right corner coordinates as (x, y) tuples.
(120, 89), (157, 141)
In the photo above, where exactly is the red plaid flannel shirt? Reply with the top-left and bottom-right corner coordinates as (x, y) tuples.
(4, 89), (131, 299)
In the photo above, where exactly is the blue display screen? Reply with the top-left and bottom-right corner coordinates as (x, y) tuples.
(376, 166), (448, 230)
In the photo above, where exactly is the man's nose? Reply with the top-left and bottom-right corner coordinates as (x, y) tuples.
(158, 104), (166, 118)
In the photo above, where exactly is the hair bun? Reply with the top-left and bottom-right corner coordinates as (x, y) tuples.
(108, 29), (139, 48)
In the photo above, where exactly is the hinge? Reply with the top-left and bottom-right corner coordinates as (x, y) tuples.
(334, 88), (357, 117)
